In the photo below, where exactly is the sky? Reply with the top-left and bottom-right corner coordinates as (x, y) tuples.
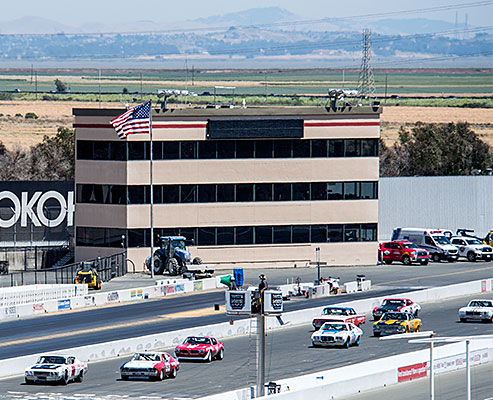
(2, 0), (492, 26)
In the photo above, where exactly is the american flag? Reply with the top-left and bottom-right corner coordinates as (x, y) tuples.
(110, 101), (151, 139)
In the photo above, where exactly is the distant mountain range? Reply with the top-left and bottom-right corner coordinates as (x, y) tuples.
(0, 7), (467, 35)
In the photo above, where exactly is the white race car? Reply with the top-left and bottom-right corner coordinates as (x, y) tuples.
(24, 355), (87, 385)
(311, 321), (363, 348)
(459, 299), (493, 323)
(450, 237), (493, 262)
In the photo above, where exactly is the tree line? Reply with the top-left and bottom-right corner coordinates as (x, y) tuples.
(0, 122), (491, 181)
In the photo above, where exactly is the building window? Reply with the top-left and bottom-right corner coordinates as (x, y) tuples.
(180, 185), (197, 203)
(217, 227), (235, 245)
(293, 140), (310, 158)
(345, 139), (361, 157)
(198, 184), (216, 203)
(236, 141), (254, 158)
(217, 141), (235, 159)
(327, 183), (343, 200)
(255, 183), (273, 202)
(163, 142), (179, 159)
(217, 184), (235, 202)
(236, 226), (253, 245)
(311, 140), (328, 157)
(329, 140), (344, 157)
(198, 227), (215, 246)
(255, 226), (272, 244)
(274, 183), (291, 201)
(128, 142), (150, 160)
(255, 140), (273, 158)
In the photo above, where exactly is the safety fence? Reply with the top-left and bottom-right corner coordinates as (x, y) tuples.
(0, 251), (126, 288)
(0, 284), (88, 307)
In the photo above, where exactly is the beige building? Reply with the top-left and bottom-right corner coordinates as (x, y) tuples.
(74, 105), (380, 270)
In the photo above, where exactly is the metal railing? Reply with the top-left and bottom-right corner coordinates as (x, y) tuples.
(0, 252), (126, 288)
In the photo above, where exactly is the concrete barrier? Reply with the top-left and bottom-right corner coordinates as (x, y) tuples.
(344, 281), (358, 293)
(0, 284), (88, 307)
(360, 280), (372, 291)
(1, 278), (492, 379)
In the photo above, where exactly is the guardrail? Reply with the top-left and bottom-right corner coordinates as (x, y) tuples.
(0, 252), (126, 288)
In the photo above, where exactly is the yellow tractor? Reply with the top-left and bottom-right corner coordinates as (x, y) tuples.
(484, 230), (493, 246)
(74, 261), (102, 290)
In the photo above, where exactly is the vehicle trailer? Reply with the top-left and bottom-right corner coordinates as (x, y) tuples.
(146, 236), (214, 276)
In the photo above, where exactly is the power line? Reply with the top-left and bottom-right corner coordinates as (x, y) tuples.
(0, 1), (491, 37)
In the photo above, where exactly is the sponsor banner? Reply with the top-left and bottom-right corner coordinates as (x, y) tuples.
(481, 280), (487, 292)
(398, 362), (427, 382)
(57, 299), (71, 310)
(175, 284), (184, 293)
(194, 281), (204, 291)
(107, 292), (119, 303)
(130, 289), (143, 298)
(32, 303), (44, 314)
(163, 285), (175, 295)
(4, 306), (17, 318)
(84, 296), (96, 306)
(435, 348), (489, 374)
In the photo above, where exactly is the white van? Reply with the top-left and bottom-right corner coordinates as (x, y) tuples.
(391, 228), (459, 262)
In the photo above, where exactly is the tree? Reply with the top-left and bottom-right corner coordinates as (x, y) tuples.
(54, 78), (67, 93)
(380, 122), (492, 176)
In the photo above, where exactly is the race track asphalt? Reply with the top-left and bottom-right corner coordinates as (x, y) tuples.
(1, 292), (492, 399)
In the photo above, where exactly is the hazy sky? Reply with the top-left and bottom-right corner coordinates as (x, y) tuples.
(3, 0), (492, 26)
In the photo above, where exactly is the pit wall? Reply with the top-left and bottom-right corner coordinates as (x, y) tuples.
(0, 276), (222, 321)
(0, 284), (88, 307)
(1, 278), (491, 379)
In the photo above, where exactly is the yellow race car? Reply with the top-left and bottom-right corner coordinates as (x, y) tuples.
(373, 312), (421, 337)
(74, 262), (102, 290)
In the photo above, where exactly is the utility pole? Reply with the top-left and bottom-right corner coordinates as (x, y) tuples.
(357, 29), (376, 99)
(191, 65), (195, 86)
(35, 72), (38, 100)
(98, 69), (102, 108)
(140, 72), (143, 100)
(384, 73), (388, 104)
(256, 313), (266, 397)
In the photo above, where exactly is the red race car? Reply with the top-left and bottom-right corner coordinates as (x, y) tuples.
(174, 336), (224, 362)
(312, 306), (366, 330)
(379, 241), (430, 265)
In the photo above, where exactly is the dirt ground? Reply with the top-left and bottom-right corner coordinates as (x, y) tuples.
(0, 101), (492, 149)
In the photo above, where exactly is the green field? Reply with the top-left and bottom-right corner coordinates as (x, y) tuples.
(0, 69), (491, 107)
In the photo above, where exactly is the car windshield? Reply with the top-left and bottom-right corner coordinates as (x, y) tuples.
(322, 323), (347, 331)
(465, 239), (482, 245)
(382, 299), (405, 306)
(401, 243), (419, 249)
(469, 300), (493, 307)
(37, 356), (66, 364)
(132, 353), (160, 361)
(432, 235), (450, 245)
(184, 336), (211, 345)
(382, 312), (408, 321)
(322, 308), (350, 316)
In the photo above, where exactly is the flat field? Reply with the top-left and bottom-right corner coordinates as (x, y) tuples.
(0, 101), (492, 150)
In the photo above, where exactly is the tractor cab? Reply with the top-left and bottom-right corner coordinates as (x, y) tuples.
(151, 236), (202, 276)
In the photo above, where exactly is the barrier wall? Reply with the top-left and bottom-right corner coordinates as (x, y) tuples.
(0, 276), (225, 320)
(1, 277), (492, 380)
(0, 284), (88, 307)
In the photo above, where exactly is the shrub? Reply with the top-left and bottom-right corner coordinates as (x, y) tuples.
(15, 113), (22, 117)
(25, 112), (38, 119)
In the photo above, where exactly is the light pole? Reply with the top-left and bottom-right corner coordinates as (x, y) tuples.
(309, 247), (326, 285)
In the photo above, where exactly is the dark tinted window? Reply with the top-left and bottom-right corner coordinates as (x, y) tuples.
(293, 183), (310, 201)
(152, 142), (163, 160)
(217, 141), (235, 159)
(361, 223), (377, 241)
(360, 182), (377, 199)
(311, 140), (328, 157)
(255, 226), (272, 244)
(109, 185), (127, 204)
(327, 225), (343, 242)
(181, 142), (197, 159)
(77, 141), (93, 159)
(256, 140), (273, 158)
(292, 225), (310, 243)
(274, 140), (292, 158)
(236, 141), (254, 158)
(293, 140), (310, 158)
(311, 183), (327, 201)
(110, 141), (126, 161)
(217, 184), (235, 202)
(198, 227), (215, 246)
(181, 185), (196, 203)
(128, 186), (150, 204)
(361, 139), (378, 157)
(163, 142), (179, 159)
(180, 228), (196, 244)
(345, 139), (361, 157)
(217, 227), (234, 245)
(236, 226), (253, 245)
(344, 182), (359, 200)
(311, 225), (327, 243)
(327, 183), (343, 200)
(255, 184), (272, 201)
(128, 229), (150, 247)
(344, 224), (360, 242)
(163, 185), (179, 203)
(274, 226), (291, 244)
(93, 141), (109, 160)
(198, 184), (216, 203)
(236, 184), (253, 202)
(274, 183), (291, 201)
(153, 185), (163, 203)
(199, 141), (216, 159)
(128, 142), (149, 160)
(329, 140), (344, 157)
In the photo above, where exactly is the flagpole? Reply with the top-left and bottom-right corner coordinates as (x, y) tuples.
(149, 100), (154, 279)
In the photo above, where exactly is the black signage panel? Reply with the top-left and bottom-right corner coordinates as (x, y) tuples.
(207, 119), (303, 139)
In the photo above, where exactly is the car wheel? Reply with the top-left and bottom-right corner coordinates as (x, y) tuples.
(384, 260), (392, 265)
(153, 254), (164, 275)
(467, 252), (476, 262)
(414, 310), (419, 318)
(355, 336), (360, 346)
(405, 326), (409, 333)
(169, 367), (177, 379)
(76, 371), (84, 383)
(167, 258), (179, 276)
(312, 341), (320, 348)
(25, 378), (33, 385)
(415, 325), (420, 333)
(432, 254), (441, 262)
(420, 260), (429, 265)
(402, 255), (411, 265)
(374, 332), (381, 337)
(121, 375), (129, 381)
(60, 372), (68, 385)
(343, 338), (350, 348)
(205, 351), (212, 363)
(460, 317), (466, 323)
(216, 348), (224, 360)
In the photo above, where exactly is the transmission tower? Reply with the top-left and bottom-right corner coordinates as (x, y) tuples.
(357, 29), (376, 98)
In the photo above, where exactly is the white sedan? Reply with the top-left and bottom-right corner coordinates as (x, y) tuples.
(311, 321), (363, 348)
(459, 299), (493, 323)
(25, 355), (87, 385)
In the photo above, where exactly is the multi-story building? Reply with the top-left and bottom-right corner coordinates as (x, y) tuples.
(74, 105), (380, 270)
